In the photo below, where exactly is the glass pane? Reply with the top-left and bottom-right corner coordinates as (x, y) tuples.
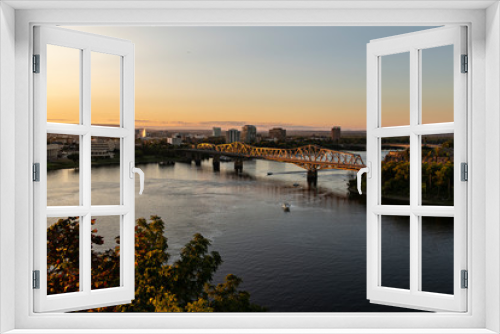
(91, 137), (121, 205)
(381, 137), (410, 205)
(91, 216), (121, 290)
(421, 217), (454, 294)
(91, 52), (121, 127)
(421, 45), (454, 124)
(47, 216), (80, 295)
(47, 45), (80, 124)
(381, 215), (410, 290)
(421, 134), (454, 206)
(47, 134), (80, 206)
(381, 52), (410, 127)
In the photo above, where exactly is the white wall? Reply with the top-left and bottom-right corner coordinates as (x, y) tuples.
(0, 2), (16, 333)
(7, 5), (494, 332)
(486, 2), (500, 333)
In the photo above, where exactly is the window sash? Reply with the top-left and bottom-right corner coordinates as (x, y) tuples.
(33, 25), (136, 313)
(366, 26), (467, 312)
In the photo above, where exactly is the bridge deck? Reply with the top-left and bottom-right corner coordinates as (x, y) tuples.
(183, 143), (366, 171)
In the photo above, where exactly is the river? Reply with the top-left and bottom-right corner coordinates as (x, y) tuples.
(47, 151), (454, 312)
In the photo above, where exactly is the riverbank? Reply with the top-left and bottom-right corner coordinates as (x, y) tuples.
(347, 178), (453, 206)
(47, 156), (184, 171)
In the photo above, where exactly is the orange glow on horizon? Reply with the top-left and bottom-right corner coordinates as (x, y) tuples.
(47, 27), (454, 131)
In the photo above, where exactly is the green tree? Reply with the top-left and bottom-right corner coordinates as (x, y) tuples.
(205, 274), (266, 312)
(67, 153), (79, 167)
(46, 216), (265, 312)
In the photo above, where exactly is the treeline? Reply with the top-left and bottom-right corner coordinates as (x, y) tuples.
(47, 216), (265, 312)
(134, 140), (185, 161)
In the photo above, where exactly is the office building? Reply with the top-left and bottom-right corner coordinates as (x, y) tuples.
(225, 129), (240, 143)
(269, 127), (286, 141)
(212, 127), (222, 137)
(241, 125), (257, 144)
(167, 137), (182, 146)
(331, 126), (341, 141)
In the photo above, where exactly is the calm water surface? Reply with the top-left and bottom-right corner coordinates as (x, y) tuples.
(47, 151), (453, 312)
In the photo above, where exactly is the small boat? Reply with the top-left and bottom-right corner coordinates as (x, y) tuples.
(293, 183), (299, 187)
(159, 161), (175, 166)
(267, 172), (273, 176)
(282, 202), (291, 212)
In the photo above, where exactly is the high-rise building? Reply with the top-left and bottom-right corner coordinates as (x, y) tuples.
(225, 129), (240, 143)
(212, 127), (222, 137)
(269, 127), (286, 141)
(331, 126), (341, 141)
(241, 125), (257, 144)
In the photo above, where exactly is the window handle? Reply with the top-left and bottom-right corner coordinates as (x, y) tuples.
(356, 162), (371, 195)
(129, 162), (145, 195)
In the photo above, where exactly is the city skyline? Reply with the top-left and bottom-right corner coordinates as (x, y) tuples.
(47, 26), (452, 130)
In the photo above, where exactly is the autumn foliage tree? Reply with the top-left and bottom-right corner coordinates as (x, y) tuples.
(47, 216), (265, 312)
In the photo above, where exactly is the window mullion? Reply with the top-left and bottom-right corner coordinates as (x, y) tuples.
(81, 48), (91, 294)
(409, 47), (420, 294)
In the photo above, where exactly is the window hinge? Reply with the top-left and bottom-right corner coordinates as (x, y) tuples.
(33, 54), (40, 73)
(33, 270), (40, 289)
(461, 270), (468, 289)
(461, 162), (468, 181)
(461, 54), (468, 73)
(33, 163), (40, 182)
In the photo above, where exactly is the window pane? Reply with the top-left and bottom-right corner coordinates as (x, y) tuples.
(91, 216), (121, 290)
(421, 45), (454, 124)
(381, 215), (410, 290)
(381, 137), (410, 205)
(47, 45), (80, 124)
(91, 137), (121, 206)
(47, 134), (80, 206)
(421, 216), (454, 294)
(47, 216), (80, 295)
(91, 52), (121, 127)
(421, 134), (454, 206)
(381, 52), (410, 127)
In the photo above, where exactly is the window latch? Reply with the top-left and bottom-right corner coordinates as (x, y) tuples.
(356, 162), (371, 195)
(129, 162), (145, 195)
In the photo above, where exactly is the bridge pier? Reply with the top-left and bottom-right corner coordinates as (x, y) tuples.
(194, 153), (202, 166)
(307, 169), (318, 187)
(212, 155), (220, 172)
(234, 159), (243, 173)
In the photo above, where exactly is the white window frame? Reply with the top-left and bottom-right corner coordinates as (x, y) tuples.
(1, 1), (498, 333)
(33, 26), (136, 312)
(366, 26), (468, 312)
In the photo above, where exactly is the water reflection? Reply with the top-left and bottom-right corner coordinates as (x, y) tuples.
(47, 155), (451, 312)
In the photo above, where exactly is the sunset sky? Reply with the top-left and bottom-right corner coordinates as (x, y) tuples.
(47, 26), (453, 131)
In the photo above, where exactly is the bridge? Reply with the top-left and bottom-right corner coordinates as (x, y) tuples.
(183, 142), (365, 185)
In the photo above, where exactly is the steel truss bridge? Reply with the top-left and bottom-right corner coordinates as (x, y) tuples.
(193, 142), (365, 171)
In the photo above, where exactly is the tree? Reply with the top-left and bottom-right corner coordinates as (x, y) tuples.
(46, 216), (265, 312)
(67, 153), (79, 167)
(205, 274), (266, 312)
